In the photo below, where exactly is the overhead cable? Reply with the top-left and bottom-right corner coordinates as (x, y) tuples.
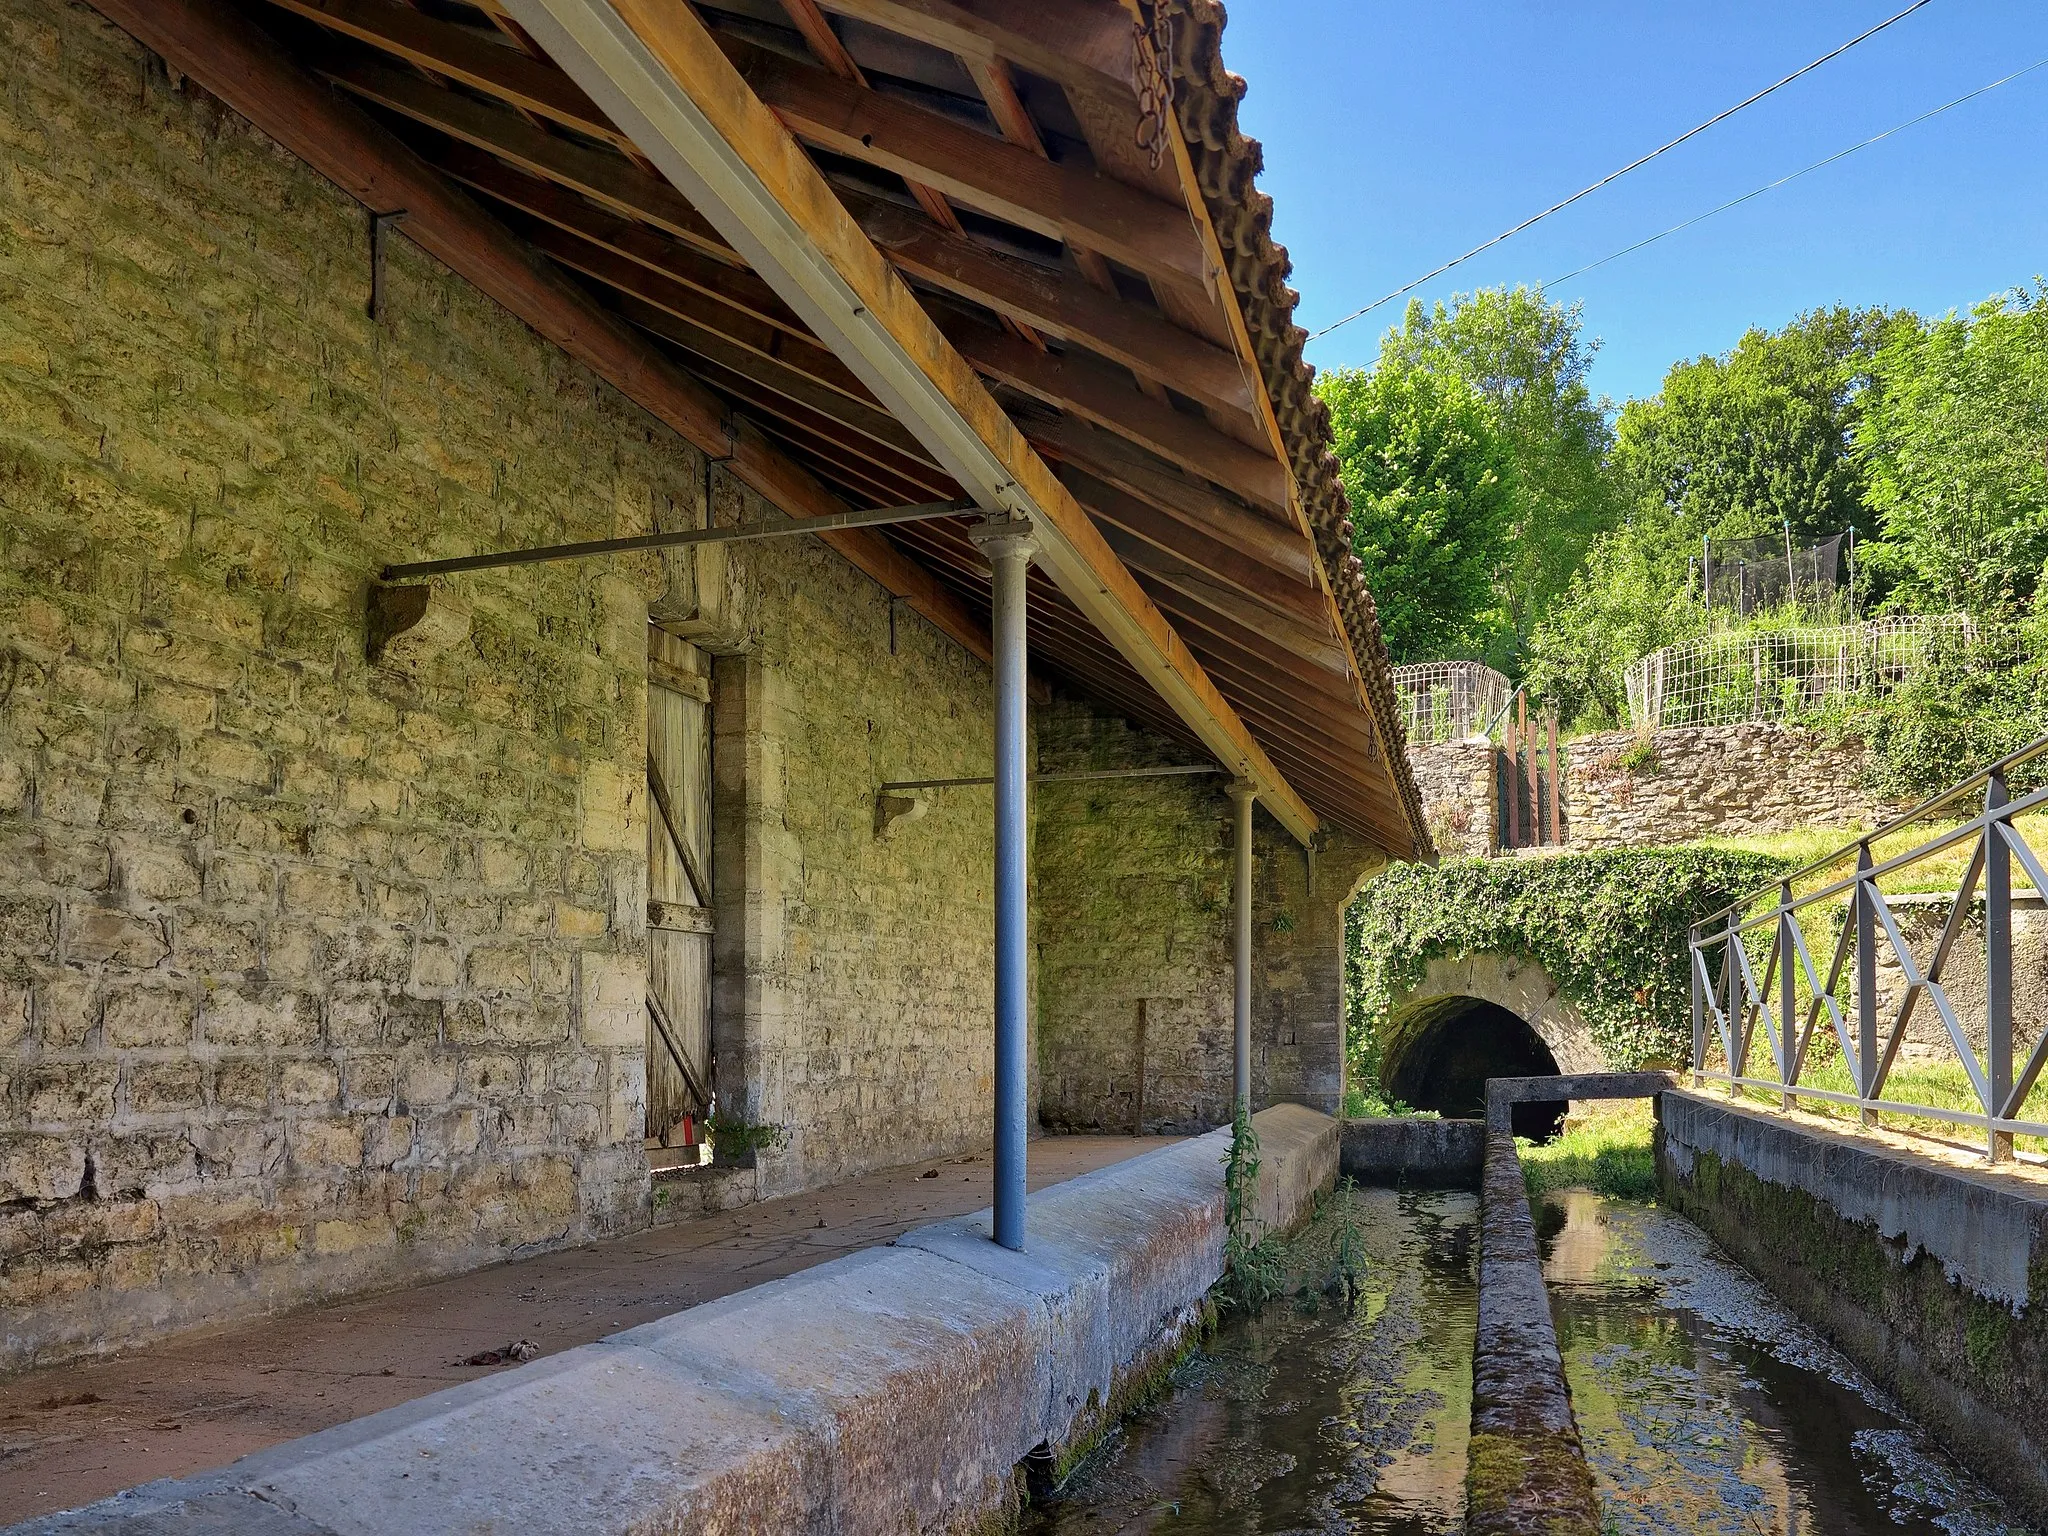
(1305, 0), (1942, 343)
(1541, 57), (2048, 288)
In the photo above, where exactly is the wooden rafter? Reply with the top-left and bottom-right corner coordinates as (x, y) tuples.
(512, 0), (1322, 843)
(93, 0), (992, 665)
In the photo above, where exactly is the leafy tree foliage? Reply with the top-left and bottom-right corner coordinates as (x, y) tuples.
(1859, 286), (2048, 615)
(1610, 306), (1907, 545)
(1380, 286), (1621, 652)
(1524, 307), (1905, 724)
(1319, 358), (1512, 663)
(1344, 848), (1789, 1079)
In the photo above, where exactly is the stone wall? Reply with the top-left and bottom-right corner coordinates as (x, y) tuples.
(709, 537), (998, 1202)
(1407, 739), (1496, 860)
(1659, 1092), (2048, 1522)
(1033, 697), (1383, 1132)
(0, 0), (1001, 1366)
(1564, 722), (1882, 849)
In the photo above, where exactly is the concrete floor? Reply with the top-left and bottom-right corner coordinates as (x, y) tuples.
(0, 1134), (1175, 1522)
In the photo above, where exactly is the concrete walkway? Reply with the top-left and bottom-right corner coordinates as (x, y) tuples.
(0, 1135), (1172, 1523)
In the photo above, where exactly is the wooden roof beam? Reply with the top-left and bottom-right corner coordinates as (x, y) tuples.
(840, 191), (1250, 418)
(506, 0), (1322, 845)
(709, 31), (1207, 290)
(93, 0), (991, 664)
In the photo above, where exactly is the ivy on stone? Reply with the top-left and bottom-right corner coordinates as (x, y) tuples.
(1345, 848), (1789, 1079)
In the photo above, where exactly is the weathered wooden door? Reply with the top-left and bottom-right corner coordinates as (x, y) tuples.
(646, 629), (713, 1146)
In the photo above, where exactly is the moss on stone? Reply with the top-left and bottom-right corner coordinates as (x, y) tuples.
(1465, 1429), (1604, 1534)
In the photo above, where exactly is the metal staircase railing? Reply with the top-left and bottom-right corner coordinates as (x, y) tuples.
(1689, 734), (2048, 1161)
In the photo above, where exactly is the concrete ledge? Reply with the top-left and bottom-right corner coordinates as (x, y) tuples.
(1660, 1090), (2048, 1524)
(1465, 1128), (1601, 1535)
(1339, 1116), (1485, 1187)
(14, 1106), (1339, 1536)
(1660, 1091), (2047, 1306)
(1484, 1071), (1675, 1132)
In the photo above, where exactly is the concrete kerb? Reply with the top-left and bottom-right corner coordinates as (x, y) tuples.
(14, 1106), (1339, 1536)
(1339, 1116), (1485, 1187)
(1464, 1127), (1602, 1536)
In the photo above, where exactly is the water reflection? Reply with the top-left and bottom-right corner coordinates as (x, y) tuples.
(1019, 1187), (1478, 1535)
(1540, 1191), (2033, 1536)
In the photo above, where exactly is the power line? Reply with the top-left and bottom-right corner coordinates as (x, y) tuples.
(1305, 0), (1941, 343)
(1541, 58), (2048, 289)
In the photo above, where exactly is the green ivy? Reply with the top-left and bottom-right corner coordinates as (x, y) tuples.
(1345, 848), (1789, 1078)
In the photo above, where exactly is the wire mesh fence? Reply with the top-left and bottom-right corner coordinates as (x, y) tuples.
(1623, 615), (2032, 730)
(1392, 661), (1511, 746)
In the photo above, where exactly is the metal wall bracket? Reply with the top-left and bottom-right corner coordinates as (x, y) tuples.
(368, 209), (407, 321)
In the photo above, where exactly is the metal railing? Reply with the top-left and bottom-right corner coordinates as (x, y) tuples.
(1392, 661), (1511, 747)
(1625, 614), (2023, 731)
(1688, 734), (2048, 1161)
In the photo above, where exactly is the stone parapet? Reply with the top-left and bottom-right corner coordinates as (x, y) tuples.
(12, 1105), (1339, 1536)
(1339, 1115), (1485, 1186)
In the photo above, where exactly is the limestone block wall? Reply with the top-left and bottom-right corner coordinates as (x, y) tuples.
(1408, 739), (1496, 860)
(0, 0), (689, 1365)
(709, 535), (998, 1200)
(1564, 722), (1882, 849)
(1032, 697), (1384, 1133)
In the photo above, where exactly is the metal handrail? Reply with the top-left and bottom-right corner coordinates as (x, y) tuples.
(1690, 730), (2048, 935)
(1687, 731), (2048, 1162)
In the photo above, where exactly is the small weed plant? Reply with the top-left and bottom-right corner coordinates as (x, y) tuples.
(1219, 1104), (1287, 1314)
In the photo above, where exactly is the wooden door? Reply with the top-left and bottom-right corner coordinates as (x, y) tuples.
(646, 629), (713, 1145)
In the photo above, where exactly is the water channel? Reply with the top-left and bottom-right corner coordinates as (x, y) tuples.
(1022, 1182), (2035, 1535)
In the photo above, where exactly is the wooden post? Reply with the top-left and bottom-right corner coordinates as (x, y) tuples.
(1502, 712), (1520, 849)
(1546, 712), (1561, 846)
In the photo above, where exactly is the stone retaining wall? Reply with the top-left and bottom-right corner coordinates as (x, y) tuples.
(14, 1105), (1340, 1536)
(1407, 740), (1497, 861)
(1565, 722), (1882, 849)
(1658, 1091), (2048, 1522)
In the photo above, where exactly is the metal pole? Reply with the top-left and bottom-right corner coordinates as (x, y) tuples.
(1856, 840), (1878, 1127)
(1691, 929), (1705, 1086)
(1986, 770), (2013, 1161)
(380, 498), (972, 579)
(1779, 881), (1797, 1110)
(1229, 779), (1256, 1116)
(971, 516), (1036, 1251)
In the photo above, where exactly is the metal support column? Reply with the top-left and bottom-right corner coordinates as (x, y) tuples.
(1855, 840), (1878, 1127)
(1229, 779), (1256, 1116)
(1986, 770), (2014, 1161)
(971, 517), (1037, 1251)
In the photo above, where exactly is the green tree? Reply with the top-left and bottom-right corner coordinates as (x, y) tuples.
(1319, 358), (1512, 663)
(1859, 286), (2048, 615)
(1610, 305), (1907, 548)
(1522, 516), (1703, 727)
(1380, 286), (1621, 653)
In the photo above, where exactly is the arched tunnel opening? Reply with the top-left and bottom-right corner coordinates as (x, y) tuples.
(1380, 996), (1567, 1140)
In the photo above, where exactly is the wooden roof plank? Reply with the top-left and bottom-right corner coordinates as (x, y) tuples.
(515, 0), (1323, 842)
(97, 0), (992, 665)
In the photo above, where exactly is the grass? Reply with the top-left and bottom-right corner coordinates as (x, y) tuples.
(1692, 809), (2048, 904)
(1341, 1079), (1437, 1119)
(1723, 1048), (2048, 1156)
(1518, 1099), (1659, 1202)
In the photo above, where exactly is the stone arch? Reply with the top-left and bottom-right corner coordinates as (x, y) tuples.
(1377, 951), (1608, 1135)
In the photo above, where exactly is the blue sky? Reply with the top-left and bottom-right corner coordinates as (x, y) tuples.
(1220, 1), (2048, 405)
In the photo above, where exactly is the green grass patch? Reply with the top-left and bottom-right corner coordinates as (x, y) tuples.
(1519, 1100), (1659, 1202)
